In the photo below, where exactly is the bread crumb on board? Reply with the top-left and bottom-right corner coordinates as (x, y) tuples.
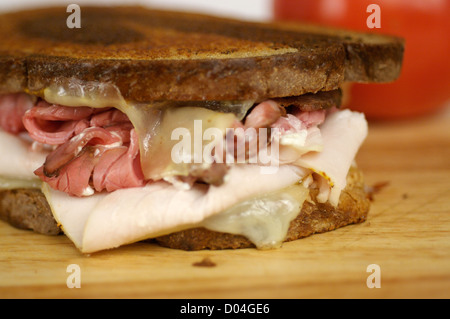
(192, 257), (216, 267)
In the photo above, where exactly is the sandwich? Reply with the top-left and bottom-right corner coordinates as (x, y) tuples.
(0, 6), (404, 253)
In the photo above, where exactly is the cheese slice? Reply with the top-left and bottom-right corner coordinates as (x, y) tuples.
(136, 106), (236, 181)
(201, 183), (309, 249)
(44, 82), (240, 181)
(0, 176), (41, 189)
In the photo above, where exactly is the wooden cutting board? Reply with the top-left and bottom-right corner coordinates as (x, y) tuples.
(0, 107), (449, 299)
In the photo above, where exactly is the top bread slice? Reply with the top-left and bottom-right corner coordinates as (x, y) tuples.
(0, 6), (404, 102)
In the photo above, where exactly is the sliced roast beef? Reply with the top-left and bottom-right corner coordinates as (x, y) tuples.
(0, 90), (341, 197)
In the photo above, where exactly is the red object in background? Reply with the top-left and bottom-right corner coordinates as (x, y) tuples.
(274, 0), (450, 120)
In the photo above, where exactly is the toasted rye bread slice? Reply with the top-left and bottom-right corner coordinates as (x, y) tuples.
(0, 167), (369, 250)
(0, 188), (61, 235)
(0, 6), (404, 101)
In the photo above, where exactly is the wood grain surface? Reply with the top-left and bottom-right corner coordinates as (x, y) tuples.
(0, 106), (449, 299)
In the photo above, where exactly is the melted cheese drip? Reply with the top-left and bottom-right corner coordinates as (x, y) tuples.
(201, 184), (308, 249)
(137, 106), (236, 180)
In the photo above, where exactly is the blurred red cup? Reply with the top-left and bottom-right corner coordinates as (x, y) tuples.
(273, 0), (450, 120)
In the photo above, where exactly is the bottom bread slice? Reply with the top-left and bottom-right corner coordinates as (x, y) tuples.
(0, 188), (61, 235)
(0, 166), (370, 250)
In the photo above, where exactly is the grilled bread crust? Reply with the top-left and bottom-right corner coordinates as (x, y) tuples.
(0, 167), (369, 250)
(0, 6), (404, 101)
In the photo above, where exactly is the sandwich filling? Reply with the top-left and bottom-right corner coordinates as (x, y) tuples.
(0, 86), (368, 253)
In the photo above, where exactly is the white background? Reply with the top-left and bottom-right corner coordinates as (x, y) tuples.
(0, 0), (273, 21)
